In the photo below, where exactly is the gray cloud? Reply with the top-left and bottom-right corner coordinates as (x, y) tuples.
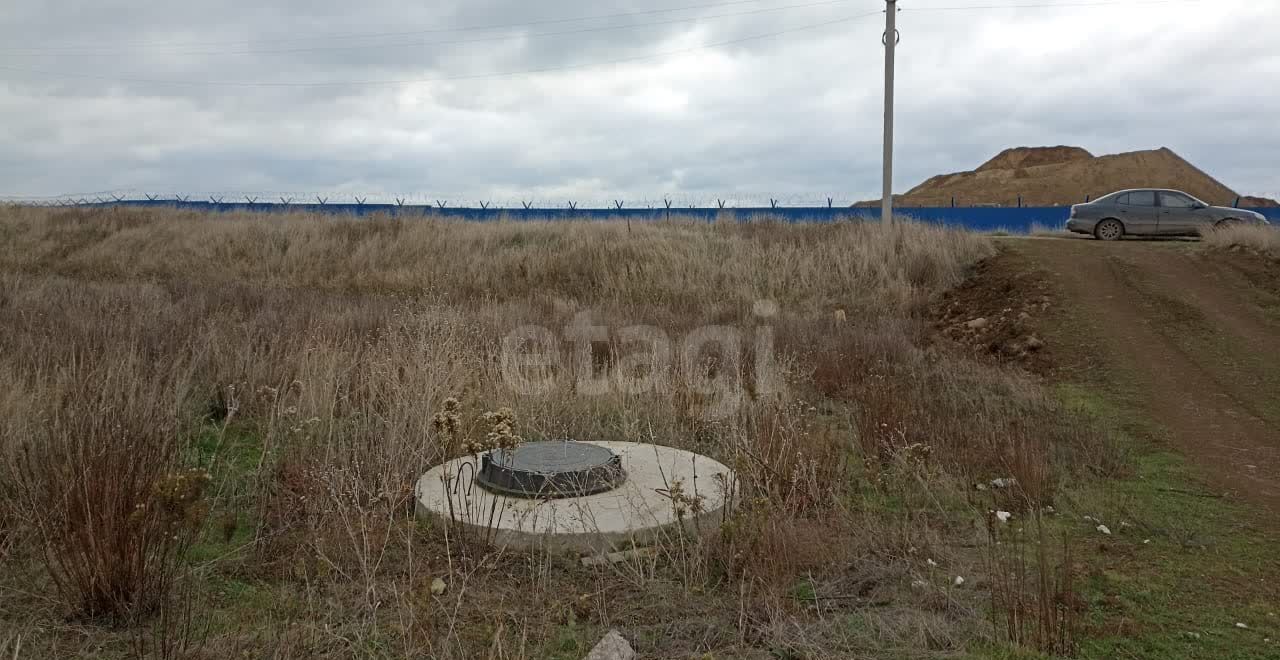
(2, 0), (1277, 202)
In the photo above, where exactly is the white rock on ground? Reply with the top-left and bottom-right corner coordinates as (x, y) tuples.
(583, 630), (636, 660)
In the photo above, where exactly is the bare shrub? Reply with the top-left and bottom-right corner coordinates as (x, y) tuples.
(5, 351), (205, 620)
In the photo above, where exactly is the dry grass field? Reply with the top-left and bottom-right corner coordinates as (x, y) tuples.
(0, 205), (1173, 658)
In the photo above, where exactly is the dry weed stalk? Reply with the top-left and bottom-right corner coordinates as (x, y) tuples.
(985, 509), (1079, 656)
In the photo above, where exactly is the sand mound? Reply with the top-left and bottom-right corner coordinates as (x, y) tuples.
(975, 146), (1094, 173)
(862, 146), (1276, 208)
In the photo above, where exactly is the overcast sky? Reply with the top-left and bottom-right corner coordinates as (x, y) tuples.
(1, 0), (1277, 205)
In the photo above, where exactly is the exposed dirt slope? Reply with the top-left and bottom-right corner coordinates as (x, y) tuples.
(1007, 239), (1280, 513)
(974, 145), (1093, 173)
(861, 146), (1277, 208)
(1240, 196), (1280, 208)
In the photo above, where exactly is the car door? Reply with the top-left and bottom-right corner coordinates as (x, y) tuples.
(1157, 191), (1203, 235)
(1115, 190), (1157, 234)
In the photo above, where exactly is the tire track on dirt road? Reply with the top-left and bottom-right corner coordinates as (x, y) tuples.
(1011, 238), (1280, 513)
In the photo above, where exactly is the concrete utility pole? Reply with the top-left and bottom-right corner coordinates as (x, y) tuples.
(881, 0), (897, 225)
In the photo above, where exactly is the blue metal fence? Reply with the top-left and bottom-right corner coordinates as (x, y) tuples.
(58, 200), (1280, 234)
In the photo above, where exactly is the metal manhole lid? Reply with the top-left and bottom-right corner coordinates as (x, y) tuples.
(476, 440), (625, 498)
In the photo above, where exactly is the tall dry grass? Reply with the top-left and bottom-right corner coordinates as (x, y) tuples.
(0, 206), (992, 315)
(0, 206), (1093, 658)
(1200, 222), (1280, 256)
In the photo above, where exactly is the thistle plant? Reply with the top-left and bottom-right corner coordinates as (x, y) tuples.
(432, 396), (462, 454)
(449, 405), (524, 455)
(481, 407), (522, 452)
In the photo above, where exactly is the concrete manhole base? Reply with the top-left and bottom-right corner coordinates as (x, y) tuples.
(415, 441), (737, 553)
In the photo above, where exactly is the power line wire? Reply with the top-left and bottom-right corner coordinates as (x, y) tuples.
(2, 0), (1211, 57)
(903, 0), (1205, 11)
(3, 0), (856, 58)
(0, 12), (881, 88)
(0, 0), (817, 52)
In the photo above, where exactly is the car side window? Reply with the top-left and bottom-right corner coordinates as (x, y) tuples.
(1115, 193), (1131, 205)
(1126, 191), (1156, 207)
(1160, 192), (1195, 208)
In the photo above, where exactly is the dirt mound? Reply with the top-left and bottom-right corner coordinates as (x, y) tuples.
(931, 250), (1057, 375)
(862, 146), (1276, 208)
(1240, 196), (1280, 208)
(975, 146), (1094, 172)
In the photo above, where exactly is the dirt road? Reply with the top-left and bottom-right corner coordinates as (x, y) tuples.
(1008, 238), (1280, 513)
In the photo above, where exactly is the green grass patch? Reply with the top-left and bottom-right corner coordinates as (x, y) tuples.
(1047, 383), (1280, 659)
(187, 423), (265, 564)
(192, 423), (265, 482)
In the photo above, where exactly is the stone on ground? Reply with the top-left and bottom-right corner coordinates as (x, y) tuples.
(584, 630), (635, 660)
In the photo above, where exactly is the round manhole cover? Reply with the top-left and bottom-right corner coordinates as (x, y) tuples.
(476, 441), (625, 498)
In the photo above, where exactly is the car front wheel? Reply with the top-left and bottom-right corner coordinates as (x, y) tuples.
(1095, 219), (1124, 241)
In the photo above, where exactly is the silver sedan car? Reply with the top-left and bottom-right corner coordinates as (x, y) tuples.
(1066, 189), (1269, 240)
